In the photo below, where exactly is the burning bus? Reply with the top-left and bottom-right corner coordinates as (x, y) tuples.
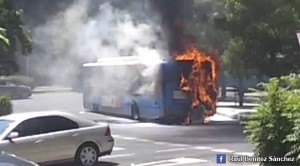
(82, 45), (219, 124)
(82, 56), (193, 123)
(176, 45), (220, 124)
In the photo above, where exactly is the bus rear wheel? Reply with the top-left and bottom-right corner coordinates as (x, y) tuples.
(131, 103), (140, 120)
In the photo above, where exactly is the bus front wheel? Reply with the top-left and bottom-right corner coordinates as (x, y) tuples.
(131, 103), (140, 120)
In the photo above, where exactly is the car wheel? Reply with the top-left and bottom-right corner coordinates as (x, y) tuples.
(131, 103), (140, 120)
(75, 143), (99, 166)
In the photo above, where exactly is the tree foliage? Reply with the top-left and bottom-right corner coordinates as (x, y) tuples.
(222, 37), (247, 80)
(245, 74), (300, 166)
(216, 0), (300, 78)
(185, 0), (228, 52)
(0, 96), (12, 116)
(0, 27), (9, 47)
(0, 0), (32, 65)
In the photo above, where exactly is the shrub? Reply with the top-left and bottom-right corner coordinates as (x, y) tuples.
(0, 96), (12, 116)
(245, 74), (300, 166)
(285, 113), (300, 165)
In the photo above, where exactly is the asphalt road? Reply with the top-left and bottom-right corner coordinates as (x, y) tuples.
(12, 92), (256, 166)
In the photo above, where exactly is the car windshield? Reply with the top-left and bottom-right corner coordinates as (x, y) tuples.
(0, 120), (13, 136)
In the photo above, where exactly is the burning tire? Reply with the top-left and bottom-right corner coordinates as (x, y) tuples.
(131, 103), (140, 120)
(190, 109), (205, 125)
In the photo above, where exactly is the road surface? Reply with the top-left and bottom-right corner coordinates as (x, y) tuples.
(12, 92), (256, 166)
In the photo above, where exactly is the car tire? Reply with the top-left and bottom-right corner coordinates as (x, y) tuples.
(75, 143), (100, 166)
(131, 103), (140, 120)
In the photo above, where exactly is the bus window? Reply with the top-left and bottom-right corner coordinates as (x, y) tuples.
(163, 61), (193, 83)
(128, 74), (142, 95)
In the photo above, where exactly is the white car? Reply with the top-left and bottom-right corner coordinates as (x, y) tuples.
(0, 151), (38, 166)
(0, 111), (114, 166)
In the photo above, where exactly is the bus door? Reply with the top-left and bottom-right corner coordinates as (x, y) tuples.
(131, 70), (162, 120)
(162, 61), (193, 120)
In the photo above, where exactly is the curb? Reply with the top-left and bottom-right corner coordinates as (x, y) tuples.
(32, 88), (73, 94)
(216, 112), (239, 119)
(32, 90), (72, 94)
(206, 119), (240, 125)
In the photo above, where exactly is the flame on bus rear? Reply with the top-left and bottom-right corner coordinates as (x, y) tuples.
(176, 45), (219, 117)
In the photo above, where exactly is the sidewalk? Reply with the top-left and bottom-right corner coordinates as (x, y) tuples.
(33, 86), (73, 93)
(216, 102), (259, 119)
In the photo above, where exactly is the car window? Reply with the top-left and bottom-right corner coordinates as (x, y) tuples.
(13, 118), (41, 137)
(40, 116), (79, 134)
(0, 120), (14, 136)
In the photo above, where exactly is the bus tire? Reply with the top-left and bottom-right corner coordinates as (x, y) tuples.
(92, 103), (99, 111)
(131, 103), (140, 120)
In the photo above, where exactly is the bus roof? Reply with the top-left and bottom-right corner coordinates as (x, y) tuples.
(83, 56), (165, 67)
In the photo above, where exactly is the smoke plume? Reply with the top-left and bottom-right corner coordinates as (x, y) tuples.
(28, 0), (169, 90)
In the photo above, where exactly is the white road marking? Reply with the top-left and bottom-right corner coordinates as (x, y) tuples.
(193, 146), (212, 150)
(156, 148), (186, 153)
(113, 135), (137, 140)
(120, 136), (137, 140)
(209, 114), (237, 121)
(211, 149), (234, 153)
(136, 139), (153, 143)
(234, 152), (254, 156)
(130, 123), (162, 127)
(100, 153), (134, 160)
(112, 134), (121, 138)
(113, 147), (125, 151)
(132, 157), (207, 166)
(132, 160), (170, 166)
(168, 157), (208, 164)
(154, 142), (167, 145)
(168, 144), (190, 147)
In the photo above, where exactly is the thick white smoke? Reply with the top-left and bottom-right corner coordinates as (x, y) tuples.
(28, 0), (169, 91)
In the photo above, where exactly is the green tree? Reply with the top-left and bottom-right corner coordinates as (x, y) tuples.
(215, 0), (300, 105)
(0, 27), (9, 47)
(222, 37), (248, 106)
(218, 0), (300, 76)
(0, 0), (32, 73)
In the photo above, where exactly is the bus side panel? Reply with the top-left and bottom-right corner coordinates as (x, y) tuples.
(83, 96), (93, 110)
(83, 85), (98, 110)
(97, 96), (131, 117)
(134, 96), (161, 119)
(163, 83), (190, 121)
(161, 61), (192, 121)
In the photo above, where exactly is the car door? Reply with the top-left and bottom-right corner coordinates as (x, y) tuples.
(38, 116), (80, 162)
(0, 118), (43, 163)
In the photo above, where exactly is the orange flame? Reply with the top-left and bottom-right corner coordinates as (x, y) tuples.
(176, 45), (219, 117)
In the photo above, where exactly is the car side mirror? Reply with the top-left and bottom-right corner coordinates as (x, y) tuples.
(6, 132), (19, 142)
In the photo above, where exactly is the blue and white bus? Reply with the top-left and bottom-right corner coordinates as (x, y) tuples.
(82, 56), (196, 123)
